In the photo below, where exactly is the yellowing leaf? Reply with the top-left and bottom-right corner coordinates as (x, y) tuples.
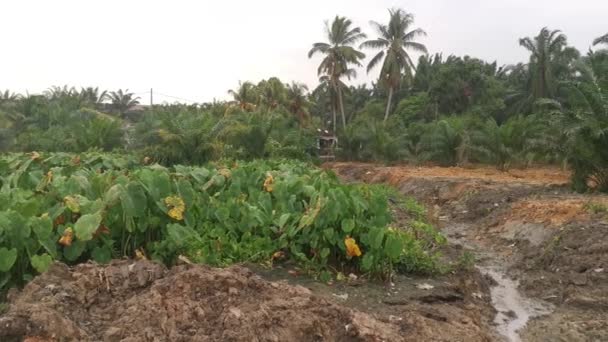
(64, 196), (80, 213)
(263, 173), (274, 192)
(344, 236), (362, 257)
(164, 196), (185, 221)
(58, 227), (74, 246)
(135, 248), (147, 260)
(219, 168), (232, 179)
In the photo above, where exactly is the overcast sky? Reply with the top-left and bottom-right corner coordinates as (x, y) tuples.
(1, 0), (606, 103)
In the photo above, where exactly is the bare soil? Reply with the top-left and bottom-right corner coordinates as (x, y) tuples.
(1, 260), (407, 342)
(329, 162), (608, 342)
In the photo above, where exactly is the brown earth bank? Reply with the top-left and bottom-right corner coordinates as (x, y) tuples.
(329, 162), (608, 342)
(1, 259), (496, 342)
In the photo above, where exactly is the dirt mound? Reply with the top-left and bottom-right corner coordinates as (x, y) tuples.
(0, 260), (405, 342)
(327, 162), (570, 186)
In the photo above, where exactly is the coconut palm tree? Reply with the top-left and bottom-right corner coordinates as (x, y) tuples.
(594, 33), (608, 47)
(361, 9), (427, 122)
(519, 27), (569, 99)
(108, 89), (140, 115)
(227, 81), (258, 112)
(286, 82), (310, 126)
(308, 16), (366, 131)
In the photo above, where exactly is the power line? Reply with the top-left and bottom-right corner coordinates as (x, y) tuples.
(154, 92), (200, 104)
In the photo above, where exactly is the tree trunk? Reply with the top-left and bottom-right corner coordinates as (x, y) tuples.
(337, 87), (346, 129)
(331, 100), (337, 133)
(383, 87), (394, 122)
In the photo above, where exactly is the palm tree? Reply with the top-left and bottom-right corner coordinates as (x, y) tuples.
(108, 89), (140, 115)
(308, 16), (366, 131)
(286, 82), (310, 126)
(361, 9), (427, 122)
(227, 81), (259, 112)
(44, 85), (77, 100)
(79, 87), (108, 109)
(258, 77), (287, 110)
(0, 90), (21, 107)
(594, 33), (608, 47)
(519, 27), (569, 99)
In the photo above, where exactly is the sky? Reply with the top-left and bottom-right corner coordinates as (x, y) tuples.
(1, 0), (606, 103)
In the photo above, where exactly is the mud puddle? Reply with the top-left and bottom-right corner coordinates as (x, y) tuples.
(444, 222), (553, 341)
(478, 266), (553, 342)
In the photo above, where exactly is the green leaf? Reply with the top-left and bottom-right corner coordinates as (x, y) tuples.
(104, 184), (124, 206)
(370, 228), (385, 249)
(30, 254), (53, 273)
(341, 219), (355, 233)
(385, 234), (404, 260)
(361, 253), (375, 271)
(278, 213), (291, 228)
(320, 247), (330, 259)
(31, 216), (53, 240)
(121, 183), (147, 218)
(64, 240), (86, 261)
(322, 228), (335, 242)
(91, 246), (112, 264)
(74, 212), (103, 241)
(0, 248), (17, 272)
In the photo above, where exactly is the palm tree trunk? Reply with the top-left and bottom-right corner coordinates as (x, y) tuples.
(383, 87), (394, 122)
(331, 100), (337, 133)
(337, 87), (346, 129)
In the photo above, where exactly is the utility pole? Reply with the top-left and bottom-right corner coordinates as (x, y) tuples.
(150, 88), (153, 107)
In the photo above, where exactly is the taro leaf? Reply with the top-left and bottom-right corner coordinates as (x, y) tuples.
(64, 240), (86, 261)
(74, 212), (103, 241)
(0, 247), (17, 272)
(320, 247), (330, 259)
(322, 228), (334, 242)
(31, 215), (57, 257)
(341, 219), (355, 233)
(91, 246), (112, 264)
(370, 227), (385, 250)
(104, 184), (124, 206)
(121, 183), (147, 218)
(167, 224), (201, 246)
(177, 179), (195, 208)
(31, 215), (53, 240)
(189, 168), (210, 184)
(30, 253), (53, 273)
(361, 253), (375, 271)
(385, 234), (404, 260)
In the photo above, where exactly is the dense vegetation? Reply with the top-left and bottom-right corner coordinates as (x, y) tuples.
(0, 152), (445, 292)
(1, 13), (607, 190)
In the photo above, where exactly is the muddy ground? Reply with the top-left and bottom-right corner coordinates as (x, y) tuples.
(329, 162), (608, 342)
(1, 163), (605, 342)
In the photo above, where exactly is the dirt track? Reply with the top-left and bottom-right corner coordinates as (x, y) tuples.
(329, 162), (608, 342)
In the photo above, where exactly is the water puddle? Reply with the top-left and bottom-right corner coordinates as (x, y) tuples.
(479, 266), (553, 342)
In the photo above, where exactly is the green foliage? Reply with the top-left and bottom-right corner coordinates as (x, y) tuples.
(0, 152), (444, 292)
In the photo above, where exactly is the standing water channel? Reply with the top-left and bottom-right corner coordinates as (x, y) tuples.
(443, 222), (553, 341)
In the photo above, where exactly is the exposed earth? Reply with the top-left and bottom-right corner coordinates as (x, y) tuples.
(2, 163), (606, 341)
(328, 162), (608, 342)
